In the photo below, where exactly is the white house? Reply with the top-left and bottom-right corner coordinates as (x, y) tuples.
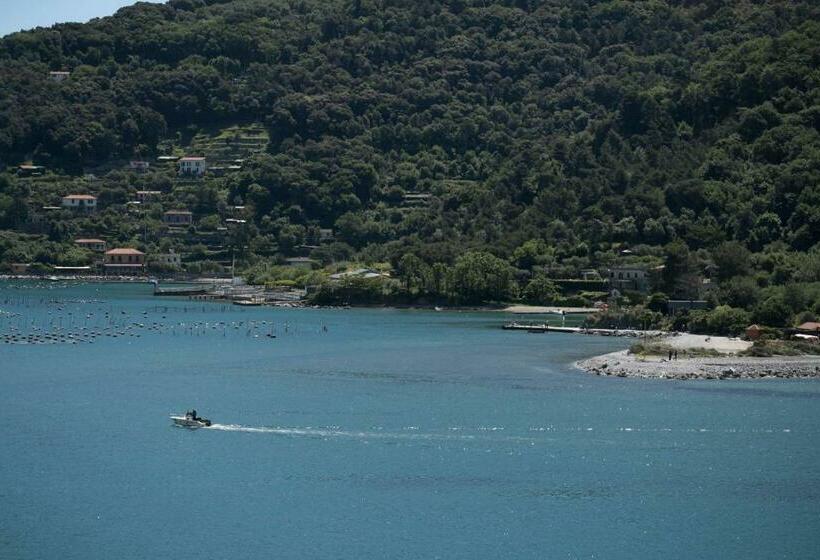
(61, 195), (97, 211)
(48, 71), (70, 82)
(178, 157), (207, 176)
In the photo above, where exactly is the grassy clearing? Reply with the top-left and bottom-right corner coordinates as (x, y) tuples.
(628, 342), (723, 358)
(740, 340), (820, 357)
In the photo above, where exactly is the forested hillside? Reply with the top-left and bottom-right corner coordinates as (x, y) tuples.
(1, 0), (819, 325)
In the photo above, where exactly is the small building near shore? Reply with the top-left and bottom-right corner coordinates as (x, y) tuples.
(75, 238), (107, 252)
(9, 263), (31, 274)
(796, 322), (820, 335)
(163, 210), (193, 226)
(104, 248), (146, 275)
(151, 251), (182, 268)
(745, 324), (763, 341)
(62, 194), (97, 211)
(608, 266), (649, 293)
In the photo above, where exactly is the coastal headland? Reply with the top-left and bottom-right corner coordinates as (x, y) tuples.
(577, 334), (820, 380)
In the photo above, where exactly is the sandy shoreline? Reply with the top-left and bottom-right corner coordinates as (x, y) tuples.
(576, 333), (820, 380)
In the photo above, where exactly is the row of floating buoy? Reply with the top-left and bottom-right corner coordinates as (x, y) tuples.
(0, 315), (331, 345)
(0, 288), (332, 345)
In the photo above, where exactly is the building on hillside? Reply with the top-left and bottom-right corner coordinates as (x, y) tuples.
(796, 322), (820, 335)
(129, 161), (150, 172)
(17, 165), (45, 177)
(48, 71), (70, 82)
(178, 156), (207, 176)
(163, 210), (193, 226)
(608, 266), (649, 293)
(9, 263), (31, 274)
(157, 155), (180, 164)
(402, 193), (433, 207)
(104, 248), (145, 275)
(151, 251), (182, 268)
(135, 190), (161, 203)
(74, 239), (107, 252)
(61, 194), (97, 212)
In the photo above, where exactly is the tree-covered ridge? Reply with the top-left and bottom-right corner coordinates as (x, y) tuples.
(0, 0), (819, 325)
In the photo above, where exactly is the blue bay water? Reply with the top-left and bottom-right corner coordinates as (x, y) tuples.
(1, 281), (819, 559)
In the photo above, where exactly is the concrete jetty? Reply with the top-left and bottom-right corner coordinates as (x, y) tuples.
(502, 322), (665, 338)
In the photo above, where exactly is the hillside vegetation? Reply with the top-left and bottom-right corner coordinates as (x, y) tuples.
(0, 0), (819, 326)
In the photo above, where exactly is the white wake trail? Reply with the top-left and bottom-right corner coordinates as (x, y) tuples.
(204, 423), (535, 443)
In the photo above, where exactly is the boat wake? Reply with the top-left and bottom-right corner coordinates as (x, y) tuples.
(202, 423), (796, 441)
(204, 423), (536, 443)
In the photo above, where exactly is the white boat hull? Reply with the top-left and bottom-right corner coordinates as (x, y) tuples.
(170, 415), (211, 428)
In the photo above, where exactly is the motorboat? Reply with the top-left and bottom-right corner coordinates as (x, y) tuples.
(170, 410), (212, 428)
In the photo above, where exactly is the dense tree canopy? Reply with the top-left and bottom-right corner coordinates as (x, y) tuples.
(1, 0), (819, 323)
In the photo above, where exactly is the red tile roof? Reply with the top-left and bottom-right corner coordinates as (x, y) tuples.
(105, 248), (144, 255)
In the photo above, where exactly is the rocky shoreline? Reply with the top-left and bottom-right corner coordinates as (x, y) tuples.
(577, 350), (820, 380)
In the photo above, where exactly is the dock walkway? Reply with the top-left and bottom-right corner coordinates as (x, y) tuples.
(503, 323), (665, 338)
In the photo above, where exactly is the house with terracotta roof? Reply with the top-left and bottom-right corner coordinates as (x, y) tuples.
(61, 194), (97, 211)
(74, 239), (107, 252)
(104, 248), (145, 275)
(796, 322), (820, 334)
(178, 156), (207, 176)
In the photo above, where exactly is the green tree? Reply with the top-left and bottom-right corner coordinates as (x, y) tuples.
(523, 275), (560, 305)
(452, 251), (515, 304)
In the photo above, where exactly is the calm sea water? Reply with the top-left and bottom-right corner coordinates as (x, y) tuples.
(1, 281), (818, 559)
